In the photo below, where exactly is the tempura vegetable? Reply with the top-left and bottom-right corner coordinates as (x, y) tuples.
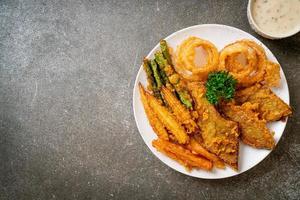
(219, 39), (281, 88)
(139, 83), (169, 140)
(152, 139), (213, 170)
(221, 102), (275, 149)
(160, 40), (173, 66)
(146, 91), (189, 144)
(155, 51), (193, 109)
(188, 82), (239, 170)
(235, 84), (292, 122)
(187, 137), (225, 169)
(265, 61), (280, 87)
(143, 58), (163, 102)
(150, 59), (163, 89)
(161, 86), (198, 134)
(174, 37), (219, 81)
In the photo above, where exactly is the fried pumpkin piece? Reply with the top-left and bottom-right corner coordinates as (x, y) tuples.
(187, 137), (225, 169)
(152, 139), (213, 170)
(139, 83), (169, 140)
(235, 83), (261, 103)
(221, 102), (275, 149)
(146, 90), (189, 144)
(188, 82), (239, 170)
(235, 84), (292, 122)
(161, 86), (199, 134)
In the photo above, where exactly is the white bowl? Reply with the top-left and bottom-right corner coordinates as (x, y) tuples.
(247, 0), (300, 39)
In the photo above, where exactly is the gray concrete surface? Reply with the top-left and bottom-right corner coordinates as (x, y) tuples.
(0, 0), (299, 199)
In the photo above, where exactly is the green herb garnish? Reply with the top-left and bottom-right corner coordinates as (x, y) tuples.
(205, 71), (237, 105)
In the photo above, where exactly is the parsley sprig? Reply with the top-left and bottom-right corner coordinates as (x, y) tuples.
(205, 71), (237, 105)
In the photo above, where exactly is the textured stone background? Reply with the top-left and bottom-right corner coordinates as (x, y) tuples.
(0, 0), (299, 199)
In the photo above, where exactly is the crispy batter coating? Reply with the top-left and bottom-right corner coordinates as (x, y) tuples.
(161, 86), (199, 134)
(222, 102), (275, 149)
(235, 84), (292, 122)
(139, 84), (169, 140)
(264, 61), (280, 87)
(187, 137), (225, 169)
(152, 139), (213, 170)
(188, 82), (239, 170)
(146, 90), (189, 144)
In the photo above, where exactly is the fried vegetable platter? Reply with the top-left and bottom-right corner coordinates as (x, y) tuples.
(138, 37), (292, 171)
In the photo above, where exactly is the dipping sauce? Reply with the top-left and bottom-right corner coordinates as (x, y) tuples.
(252, 0), (300, 36)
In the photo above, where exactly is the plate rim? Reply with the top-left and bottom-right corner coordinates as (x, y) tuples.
(132, 24), (290, 179)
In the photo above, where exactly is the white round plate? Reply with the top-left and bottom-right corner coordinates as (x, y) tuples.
(133, 24), (290, 179)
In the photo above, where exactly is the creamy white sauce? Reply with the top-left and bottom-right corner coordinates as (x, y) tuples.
(252, 0), (300, 36)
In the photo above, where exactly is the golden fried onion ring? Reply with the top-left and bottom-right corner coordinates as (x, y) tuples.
(218, 39), (281, 87)
(175, 37), (219, 81)
(219, 40), (267, 87)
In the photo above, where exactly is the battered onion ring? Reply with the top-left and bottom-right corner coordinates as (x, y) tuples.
(175, 37), (219, 81)
(219, 39), (267, 87)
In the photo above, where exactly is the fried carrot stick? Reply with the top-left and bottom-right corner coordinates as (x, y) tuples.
(187, 137), (225, 169)
(139, 83), (169, 140)
(152, 139), (212, 170)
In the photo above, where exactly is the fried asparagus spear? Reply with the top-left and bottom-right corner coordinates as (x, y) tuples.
(146, 90), (189, 144)
(160, 40), (173, 66)
(150, 59), (163, 89)
(155, 51), (193, 109)
(139, 83), (169, 140)
(148, 55), (173, 92)
(143, 59), (163, 101)
(154, 60), (169, 87)
(152, 139), (213, 170)
(161, 86), (198, 134)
